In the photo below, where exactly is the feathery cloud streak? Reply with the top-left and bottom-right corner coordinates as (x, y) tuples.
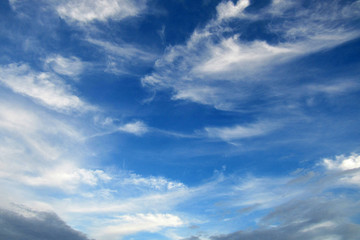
(0, 63), (92, 113)
(10, 0), (147, 24)
(143, 0), (360, 110)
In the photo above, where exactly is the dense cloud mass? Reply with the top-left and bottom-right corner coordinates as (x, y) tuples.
(0, 207), (90, 240)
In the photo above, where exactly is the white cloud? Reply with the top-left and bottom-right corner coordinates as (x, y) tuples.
(20, 162), (111, 191)
(94, 213), (183, 239)
(0, 63), (92, 113)
(0, 95), (189, 238)
(300, 221), (336, 233)
(322, 154), (360, 186)
(44, 55), (84, 78)
(87, 38), (155, 62)
(192, 37), (298, 77)
(42, 173), (192, 239)
(323, 154), (360, 171)
(225, 154), (360, 211)
(56, 0), (147, 23)
(61, 188), (191, 215)
(0, 100), (93, 193)
(118, 121), (148, 136)
(3, 150), (360, 240)
(307, 81), (360, 95)
(217, 0), (250, 20)
(142, 0), (360, 110)
(170, 153), (360, 239)
(86, 38), (157, 75)
(171, 86), (223, 108)
(87, 119), (150, 138)
(204, 121), (277, 141)
(122, 173), (186, 191)
(47, 170), (191, 217)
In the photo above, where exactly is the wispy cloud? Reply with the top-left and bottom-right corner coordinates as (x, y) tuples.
(87, 38), (157, 75)
(209, 197), (360, 240)
(44, 172), (193, 239)
(142, 0), (360, 110)
(68, 154), (360, 239)
(20, 163), (111, 192)
(204, 121), (278, 141)
(44, 55), (85, 78)
(121, 173), (186, 191)
(306, 81), (360, 96)
(87, 38), (155, 62)
(93, 213), (183, 240)
(2, 145), (360, 239)
(177, 153), (360, 239)
(88, 119), (149, 138)
(216, 0), (250, 20)
(118, 121), (149, 136)
(1, 1), (359, 240)
(0, 63), (93, 113)
(0, 99), (98, 194)
(0, 94), (185, 238)
(55, 0), (147, 23)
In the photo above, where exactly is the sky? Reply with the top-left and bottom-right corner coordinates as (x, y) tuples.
(0, 0), (360, 239)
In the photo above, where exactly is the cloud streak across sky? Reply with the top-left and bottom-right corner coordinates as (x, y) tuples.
(142, 0), (360, 110)
(0, 0), (359, 240)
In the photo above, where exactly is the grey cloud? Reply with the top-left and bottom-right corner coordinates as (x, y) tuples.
(184, 155), (360, 240)
(181, 237), (201, 240)
(0, 208), (91, 240)
(210, 197), (360, 240)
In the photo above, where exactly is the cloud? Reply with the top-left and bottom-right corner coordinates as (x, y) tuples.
(19, 163), (111, 192)
(178, 153), (360, 240)
(55, 0), (147, 23)
(93, 213), (183, 239)
(0, 207), (91, 240)
(216, 0), (250, 20)
(88, 118), (151, 138)
(94, 118), (276, 142)
(9, 0), (147, 24)
(44, 55), (85, 78)
(118, 121), (149, 136)
(0, 99), (189, 237)
(323, 154), (360, 171)
(39, 171), (193, 239)
(122, 173), (187, 191)
(209, 197), (360, 240)
(322, 154), (360, 186)
(182, 237), (201, 240)
(0, 96), (187, 237)
(0, 100), (81, 160)
(204, 121), (277, 141)
(307, 81), (360, 96)
(0, 100), (104, 193)
(55, 171), (191, 215)
(0, 63), (92, 113)
(86, 38), (157, 75)
(191, 37), (293, 76)
(87, 38), (155, 62)
(142, 0), (360, 110)
(3, 150), (360, 240)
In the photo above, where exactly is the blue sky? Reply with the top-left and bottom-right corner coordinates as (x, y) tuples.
(0, 0), (360, 239)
